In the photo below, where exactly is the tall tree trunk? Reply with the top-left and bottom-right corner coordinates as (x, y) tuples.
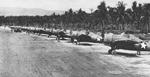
(148, 23), (150, 33)
(148, 17), (150, 32)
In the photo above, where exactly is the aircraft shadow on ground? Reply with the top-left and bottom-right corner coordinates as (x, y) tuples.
(60, 38), (68, 40)
(115, 51), (150, 57)
(101, 52), (139, 57)
(115, 52), (139, 57)
(78, 43), (93, 46)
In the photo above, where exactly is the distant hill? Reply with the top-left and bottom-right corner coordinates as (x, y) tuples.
(0, 7), (65, 16)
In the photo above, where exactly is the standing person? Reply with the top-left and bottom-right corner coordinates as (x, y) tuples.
(70, 30), (74, 43)
(56, 29), (61, 42)
(101, 29), (105, 42)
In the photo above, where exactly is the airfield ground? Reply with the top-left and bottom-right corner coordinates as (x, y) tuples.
(0, 29), (150, 77)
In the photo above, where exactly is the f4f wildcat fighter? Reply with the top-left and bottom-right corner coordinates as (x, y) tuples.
(108, 40), (147, 55)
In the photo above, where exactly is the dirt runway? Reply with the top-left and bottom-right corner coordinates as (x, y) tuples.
(0, 30), (149, 77)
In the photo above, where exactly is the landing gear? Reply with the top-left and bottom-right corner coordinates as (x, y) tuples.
(108, 49), (116, 55)
(71, 37), (79, 45)
(73, 39), (78, 45)
(136, 50), (141, 55)
(112, 50), (117, 55)
(48, 34), (51, 38)
(56, 35), (60, 42)
(108, 49), (112, 54)
(108, 46), (117, 55)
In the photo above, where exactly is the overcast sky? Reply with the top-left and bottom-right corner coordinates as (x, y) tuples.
(0, 0), (149, 11)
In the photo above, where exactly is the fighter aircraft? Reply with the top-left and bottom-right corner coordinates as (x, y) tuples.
(70, 31), (102, 45)
(108, 40), (147, 55)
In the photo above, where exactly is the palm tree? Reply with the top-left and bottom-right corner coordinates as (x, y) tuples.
(116, 1), (126, 30)
(142, 4), (150, 33)
(95, 1), (108, 30)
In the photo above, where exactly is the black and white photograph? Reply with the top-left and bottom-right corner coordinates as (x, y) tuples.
(0, 0), (150, 77)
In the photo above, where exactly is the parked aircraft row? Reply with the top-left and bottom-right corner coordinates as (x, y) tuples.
(8, 26), (150, 55)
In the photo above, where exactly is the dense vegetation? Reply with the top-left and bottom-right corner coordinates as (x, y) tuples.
(0, 1), (150, 33)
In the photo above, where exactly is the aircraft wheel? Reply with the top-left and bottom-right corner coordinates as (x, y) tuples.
(56, 37), (60, 42)
(136, 51), (141, 55)
(73, 39), (78, 45)
(111, 50), (116, 55)
(108, 49), (112, 54)
(74, 41), (78, 45)
(75, 42), (78, 45)
(56, 37), (57, 40)
(61, 37), (65, 40)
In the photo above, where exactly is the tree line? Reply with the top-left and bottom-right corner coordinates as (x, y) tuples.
(0, 1), (150, 33)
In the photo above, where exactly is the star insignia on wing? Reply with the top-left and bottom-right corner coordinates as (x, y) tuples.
(141, 42), (147, 49)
